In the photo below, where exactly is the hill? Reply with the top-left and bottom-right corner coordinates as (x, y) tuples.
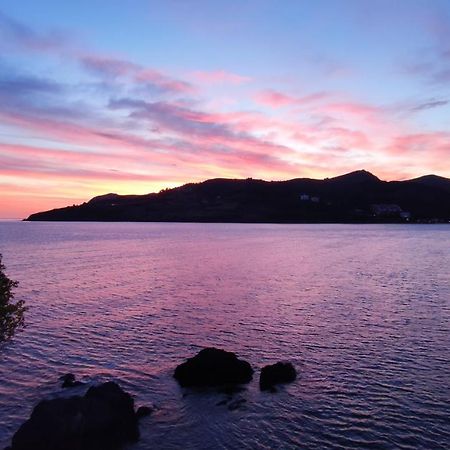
(25, 170), (450, 223)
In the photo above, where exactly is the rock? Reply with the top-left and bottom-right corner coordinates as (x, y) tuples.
(9, 382), (139, 450)
(259, 362), (297, 391)
(174, 347), (253, 387)
(59, 373), (75, 383)
(59, 373), (84, 388)
(227, 398), (247, 411)
(136, 406), (153, 419)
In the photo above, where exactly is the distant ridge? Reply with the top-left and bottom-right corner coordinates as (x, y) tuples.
(26, 170), (450, 223)
(409, 175), (450, 193)
(327, 169), (380, 183)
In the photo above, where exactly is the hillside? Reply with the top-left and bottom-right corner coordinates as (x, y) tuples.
(25, 170), (450, 223)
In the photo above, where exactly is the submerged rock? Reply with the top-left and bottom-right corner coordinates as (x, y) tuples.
(136, 406), (153, 419)
(9, 382), (139, 450)
(259, 362), (297, 391)
(227, 398), (247, 411)
(174, 347), (253, 387)
(60, 373), (84, 388)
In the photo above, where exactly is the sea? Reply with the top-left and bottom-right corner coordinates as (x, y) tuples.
(0, 221), (449, 449)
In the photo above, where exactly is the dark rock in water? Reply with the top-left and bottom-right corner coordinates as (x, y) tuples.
(9, 381), (139, 450)
(227, 398), (247, 411)
(59, 372), (75, 383)
(59, 373), (84, 388)
(136, 406), (153, 419)
(174, 347), (253, 387)
(259, 362), (297, 391)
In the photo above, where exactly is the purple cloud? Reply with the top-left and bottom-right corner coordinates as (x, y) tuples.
(410, 99), (448, 112)
(0, 9), (68, 52)
(80, 56), (194, 95)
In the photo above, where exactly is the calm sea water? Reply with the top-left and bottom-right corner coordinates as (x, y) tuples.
(0, 222), (449, 449)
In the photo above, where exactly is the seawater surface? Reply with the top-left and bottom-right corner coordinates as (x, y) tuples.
(0, 222), (449, 449)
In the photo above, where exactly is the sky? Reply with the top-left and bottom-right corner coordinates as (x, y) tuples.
(0, 0), (449, 218)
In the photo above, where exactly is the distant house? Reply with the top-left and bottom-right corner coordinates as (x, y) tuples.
(400, 211), (411, 220)
(300, 194), (320, 203)
(371, 204), (403, 217)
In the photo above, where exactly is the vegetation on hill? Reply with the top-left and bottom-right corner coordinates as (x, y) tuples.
(26, 170), (450, 223)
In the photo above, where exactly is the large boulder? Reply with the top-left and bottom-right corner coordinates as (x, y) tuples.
(9, 382), (139, 450)
(174, 347), (253, 387)
(259, 362), (297, 391)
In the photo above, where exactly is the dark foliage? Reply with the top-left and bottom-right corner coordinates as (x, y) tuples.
(0, 254), (26, 343)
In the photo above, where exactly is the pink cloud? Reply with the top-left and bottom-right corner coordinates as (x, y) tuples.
(0, 11), (195, 96)
(135, 69), (194, 93)
(323, 102), (380, 118)
(191, 70), (251, 85)
(81, 55), (194, 94)
(254, 89), (328, 108)
(0, 104), (302, 183)
(80, 55), (138, 77)
(390, 132), (450, 157)
(321, 127), (372, 149)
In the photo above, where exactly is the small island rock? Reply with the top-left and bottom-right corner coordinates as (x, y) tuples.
(259, 362), (297, 391)
(59, 373), (84, 388)
(9, 382), (139, 450)
(174, 347), (253, 387)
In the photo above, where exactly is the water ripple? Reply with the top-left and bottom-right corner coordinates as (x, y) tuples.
(0, 222), (449, 449)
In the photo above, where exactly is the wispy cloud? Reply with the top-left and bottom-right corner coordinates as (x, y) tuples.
(81, 55), (194, 94)
(190, 70), (251, 85)
(254, 89), (328, 108)
(402, 11), (450, 86)
(410, 99), (448, 112)
(0, 9), (69, 52)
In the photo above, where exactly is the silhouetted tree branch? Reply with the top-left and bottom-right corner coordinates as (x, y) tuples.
(0, 254), (26, 342)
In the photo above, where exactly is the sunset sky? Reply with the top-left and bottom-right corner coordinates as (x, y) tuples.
(1, 0), (450, 218)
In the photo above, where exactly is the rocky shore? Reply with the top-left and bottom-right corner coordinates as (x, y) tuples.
(5, 348), (296, 450)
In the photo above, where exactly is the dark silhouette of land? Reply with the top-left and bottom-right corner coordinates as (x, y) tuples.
(25, 170), (450, 223)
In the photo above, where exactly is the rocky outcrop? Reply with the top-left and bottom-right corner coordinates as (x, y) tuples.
(9, 382), (139, 450)
(174, 347), (253, 387)
(259, 362), (296, 391)
(60, 373), (84, 388)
